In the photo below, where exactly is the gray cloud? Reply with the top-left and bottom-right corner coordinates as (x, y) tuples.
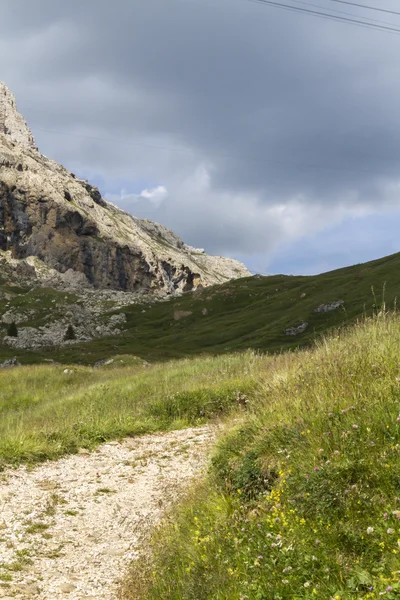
(1, 0), (400, 263)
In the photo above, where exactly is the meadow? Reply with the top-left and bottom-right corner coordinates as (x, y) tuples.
(123, 313), (400, 600)
(0, 353), (259, 469)
(1, 250), (400, 365)
(1, 267), (400, 597)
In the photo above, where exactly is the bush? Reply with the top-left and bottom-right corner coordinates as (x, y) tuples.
(64, 325), (76, 341)
(6, 321), (18, 337)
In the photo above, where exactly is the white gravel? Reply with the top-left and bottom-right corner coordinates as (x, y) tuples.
(0, 426), (216, 599)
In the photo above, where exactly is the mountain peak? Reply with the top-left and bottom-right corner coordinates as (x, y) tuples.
(0, 82), (37, 150)
(0, 84), (249, 294)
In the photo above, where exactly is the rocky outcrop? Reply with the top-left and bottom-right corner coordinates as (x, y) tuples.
(284, 321), (308, 336)
(0, 82), (249, 294)
(0, 82), (37, 150)
(0, 356), (20, 369)
(314, 300), (344, 313)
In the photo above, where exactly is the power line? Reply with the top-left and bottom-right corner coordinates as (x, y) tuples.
(325, 0), (400, 17)
(34, 126), (400, 178)
(247, 0), (400, 34)
(288, 0), (400, 27)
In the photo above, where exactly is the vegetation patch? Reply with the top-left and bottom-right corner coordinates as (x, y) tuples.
(0, 353), (260, 468)
(123, 314), (400, 600)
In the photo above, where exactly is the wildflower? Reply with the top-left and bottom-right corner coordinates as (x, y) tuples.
(328, 412), (333, 417)
(367, 527), (374, 534)
(282, 580), (289, 584)
(387, 586), (393, 592)
(282, 566), (292, 573)
(314, 467), (320, 472)
(341, 409), (347, 414)
(304, 582), (311, 588)
(387, 528), (395, 534)
(397, 416), (400, 423)
(384, 513), (388, 519)
(352, 424), (359, 430)
(334, 450), (340, 455)
(370, 441), (375, 446)
(275, 517), (281, 523)
(257, 555), (263, 560)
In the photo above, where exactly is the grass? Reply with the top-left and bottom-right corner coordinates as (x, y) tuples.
(2, 250), (400, 365)
(123, 313), (400, 600)
(0, 353), (259, 468)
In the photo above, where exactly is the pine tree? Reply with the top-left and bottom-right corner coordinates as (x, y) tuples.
(6, 321), (18, 337)
(64, 324), (76, 341)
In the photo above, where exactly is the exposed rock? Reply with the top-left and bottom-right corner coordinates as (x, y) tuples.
(314, 300), (344, 313)
(174, 310), (193, 321)
(0, 356), (20, 369)
(94, 358), (115, 368)
(284, 321), (308, 336)
(0, 82), (37, 149)
(0, 82), (249, 295)
(3, 313), (123, 349)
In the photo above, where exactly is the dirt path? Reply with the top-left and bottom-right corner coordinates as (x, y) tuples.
(0, 426), (216, 599)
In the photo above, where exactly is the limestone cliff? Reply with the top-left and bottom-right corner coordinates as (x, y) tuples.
(0, 82), (249, 293)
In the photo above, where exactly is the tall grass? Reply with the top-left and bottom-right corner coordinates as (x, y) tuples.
(0, 353), (261, 468)
(124, 314), (400, 599)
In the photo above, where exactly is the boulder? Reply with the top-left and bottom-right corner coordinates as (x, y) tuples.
(314, 300), (344, 313)
(284, 322), (309, 336)
(0, 356), (20, 369)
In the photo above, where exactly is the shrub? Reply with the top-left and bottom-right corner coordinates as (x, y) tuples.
(6, 321), (18, 337)
(64, 325), (76, 341)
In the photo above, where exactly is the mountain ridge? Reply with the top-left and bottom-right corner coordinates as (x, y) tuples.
(0, 82), (249, 294)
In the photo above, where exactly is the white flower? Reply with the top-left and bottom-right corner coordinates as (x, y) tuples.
(367, 527), (374, 534)
(282, 567), (292, 573)
(304, 582), (311, 588)
(387, 528), (394, 534)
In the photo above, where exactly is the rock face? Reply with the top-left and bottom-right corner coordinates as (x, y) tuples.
(0, 82), (37, 149)
(0, 82), (249, 294)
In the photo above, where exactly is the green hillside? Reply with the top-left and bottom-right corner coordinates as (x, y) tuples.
(124, 313), (400, 600)
(2, 250), (399, 365)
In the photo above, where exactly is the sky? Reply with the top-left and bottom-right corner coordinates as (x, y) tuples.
(1, 0), (400, 275)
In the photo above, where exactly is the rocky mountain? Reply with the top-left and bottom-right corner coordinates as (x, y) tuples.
(0, 81), (249, 294)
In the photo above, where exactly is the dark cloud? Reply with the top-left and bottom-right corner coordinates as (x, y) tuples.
(1, 0), (400, 265)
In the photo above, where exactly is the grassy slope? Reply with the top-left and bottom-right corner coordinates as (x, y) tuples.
(124, 314), (400, 600)
(2, 250), (400, 365)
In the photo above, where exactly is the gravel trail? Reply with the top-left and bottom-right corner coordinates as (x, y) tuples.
(0, 426), (215, 599)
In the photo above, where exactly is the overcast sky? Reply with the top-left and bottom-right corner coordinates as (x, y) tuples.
(1, 0), (400, 274)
